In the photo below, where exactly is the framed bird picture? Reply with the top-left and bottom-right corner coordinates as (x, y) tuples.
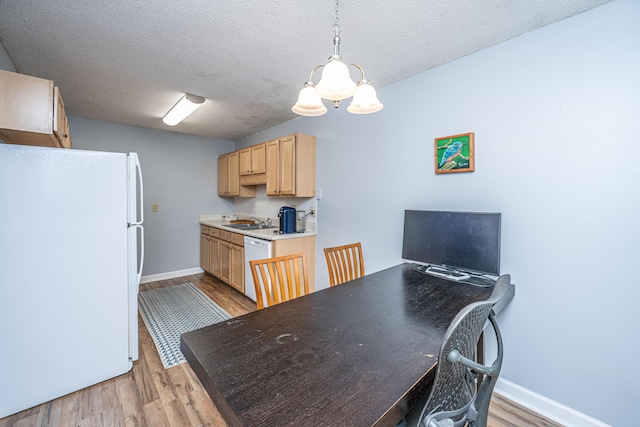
(434, 132), (475, 174)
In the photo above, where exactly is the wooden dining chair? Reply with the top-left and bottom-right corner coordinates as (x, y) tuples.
(323, 242), (365, 286)
(249, 252), (310, 310)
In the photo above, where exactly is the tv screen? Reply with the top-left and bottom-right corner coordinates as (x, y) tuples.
(402, 210), (501, 276)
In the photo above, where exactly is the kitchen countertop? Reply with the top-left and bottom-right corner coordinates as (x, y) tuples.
(199, 218), (316, 241)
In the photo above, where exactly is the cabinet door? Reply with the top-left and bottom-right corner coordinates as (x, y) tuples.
(265, 139), (280, 195)
(272, 235), (316, 292)
(209, 236), (220, 277)
(218, 155), (229, 196)
(0, 70), (68, 148)
(219, 241), (232, 283)
(0, 70), (53, 135)
(200, 234), (210, 272)
(239, 147), (252, 176)
(279, 135), (296, 196)
(251, 143), (266, 174)
(227, 151), (240, 196)
(53, 87), (71, 148)
(229, 244), (244, 292)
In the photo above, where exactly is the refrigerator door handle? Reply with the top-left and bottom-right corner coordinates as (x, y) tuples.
(128, 153), (144, 226)
(134, 154), (144, 225)
(132, 224), (144, 284)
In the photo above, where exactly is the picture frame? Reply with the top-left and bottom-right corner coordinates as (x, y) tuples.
(434, 132), (475, 174)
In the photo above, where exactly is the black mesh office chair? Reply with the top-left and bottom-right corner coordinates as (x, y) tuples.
(417, 274), (511, 427)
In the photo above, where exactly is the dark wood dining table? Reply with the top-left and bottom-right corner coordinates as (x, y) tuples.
(181, 263), (513, 427)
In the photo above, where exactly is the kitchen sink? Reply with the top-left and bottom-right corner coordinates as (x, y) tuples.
(226, 223), (277, 231)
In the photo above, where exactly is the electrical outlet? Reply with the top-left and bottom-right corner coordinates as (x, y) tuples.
(310, 205), (316, 217)
(151, 203), (159, 212)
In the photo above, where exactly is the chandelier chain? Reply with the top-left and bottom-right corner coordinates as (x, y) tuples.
(333, 0), (340, 36)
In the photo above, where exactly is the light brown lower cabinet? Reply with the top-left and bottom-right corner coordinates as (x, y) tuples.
(200, 225), (316, 294)
(272, 235), (316, 292)
(220, 240), (244, 292)
(200, 225), (243, 292)
(200, 226), (220, 276)
(200, 232), (211, 271)
(219, 241), (231, 283)
(209, 235), (220, 277)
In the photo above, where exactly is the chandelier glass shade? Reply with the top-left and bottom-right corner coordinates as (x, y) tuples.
(315, 56), (357, 101)
(292, 1), (382, 117)
(348, 79), (383, 114)
(291, 82), (327, 116)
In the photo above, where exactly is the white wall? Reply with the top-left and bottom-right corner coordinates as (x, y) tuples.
(70, 117), (235, 275)
(0, 42), (15, 71)
(238, 1), (639, 425)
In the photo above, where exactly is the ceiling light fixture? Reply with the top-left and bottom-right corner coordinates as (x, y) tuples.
(162, 93), (205, 126)
(292, 0), (383, 117)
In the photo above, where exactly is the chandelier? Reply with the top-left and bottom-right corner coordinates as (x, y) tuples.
(292, 0), (383, 116)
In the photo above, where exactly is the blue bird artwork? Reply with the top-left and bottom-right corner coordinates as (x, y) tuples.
(439, 141), (463, 167)
(435, 133), (474, 174)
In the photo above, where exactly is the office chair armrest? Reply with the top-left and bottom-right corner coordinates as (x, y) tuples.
(447, 349), (494, 375)
(446, 312), (503, 377)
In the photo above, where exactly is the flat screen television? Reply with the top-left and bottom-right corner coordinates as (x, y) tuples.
(402, 210), (501, 276)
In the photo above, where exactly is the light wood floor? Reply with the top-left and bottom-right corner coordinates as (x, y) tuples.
(1, 273), (562, 427)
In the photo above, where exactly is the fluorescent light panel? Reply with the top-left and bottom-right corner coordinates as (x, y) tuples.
(162, 93), (205, 126)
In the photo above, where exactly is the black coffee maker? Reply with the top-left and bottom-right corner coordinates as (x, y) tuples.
(278, 206), (296, 233)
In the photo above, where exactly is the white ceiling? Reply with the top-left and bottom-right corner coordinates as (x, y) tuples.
(0, 0), (611, 142)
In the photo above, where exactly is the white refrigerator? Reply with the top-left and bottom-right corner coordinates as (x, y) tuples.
(0, 144), (144, 418)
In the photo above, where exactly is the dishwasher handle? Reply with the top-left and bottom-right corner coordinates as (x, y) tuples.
(244, 236), (271, 249)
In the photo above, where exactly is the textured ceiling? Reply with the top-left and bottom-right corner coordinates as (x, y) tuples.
(0, 0), (611, 142)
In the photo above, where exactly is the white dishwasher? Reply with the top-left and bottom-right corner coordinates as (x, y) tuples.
(243, 236), (272, 302)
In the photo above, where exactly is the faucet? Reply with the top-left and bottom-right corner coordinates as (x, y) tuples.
(299, 211), (312, 220)
(251, 216), (268, 226)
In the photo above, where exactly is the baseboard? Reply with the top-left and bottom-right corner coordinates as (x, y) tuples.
(140, 267), (204, 284)
(495, 378), (610, 427)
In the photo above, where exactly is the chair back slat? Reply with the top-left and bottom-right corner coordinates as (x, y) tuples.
(324, 242), (365, 286)
(250, 253), (310, 310)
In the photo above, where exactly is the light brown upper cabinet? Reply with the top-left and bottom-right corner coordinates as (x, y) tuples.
(0, 70), (71, 148)
(218, 153), (231, 196)
(266, 133), (316, 197)
(239, 142), (266, 185)
(218, 151), (256, 198)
